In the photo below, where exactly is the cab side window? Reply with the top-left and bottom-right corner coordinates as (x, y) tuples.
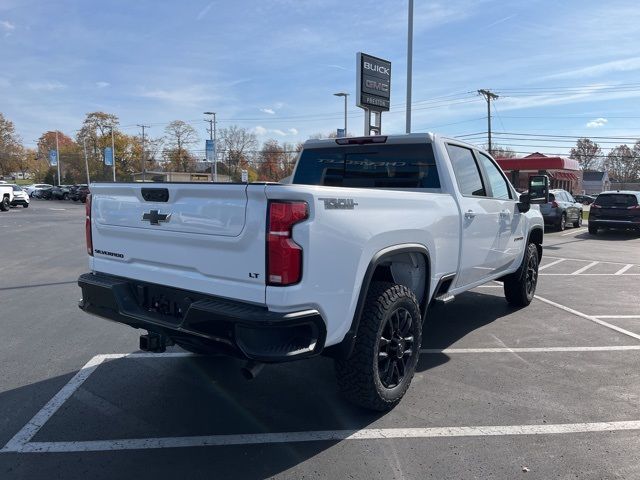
(477, 153), (512, 200)
(446, 144), (485, 196)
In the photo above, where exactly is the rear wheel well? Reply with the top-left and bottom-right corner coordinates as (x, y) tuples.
(323, 247), (430, 360)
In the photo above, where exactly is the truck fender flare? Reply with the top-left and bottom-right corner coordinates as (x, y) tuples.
(323, 243), (431, 360)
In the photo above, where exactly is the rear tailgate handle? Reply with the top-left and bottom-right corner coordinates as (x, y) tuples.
(142, 188), (169, 202)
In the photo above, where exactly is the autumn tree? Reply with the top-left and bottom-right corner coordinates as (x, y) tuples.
(0, 113), (23, 177)
(76, 112), (120, 181)
(218, 125), (258, 180)
(36, 131), (80, 183)
(163, 120), (199, 172)
(570, 138), (602, 171)
(607, 144), (639, 183)
(487, 145), (518, 158)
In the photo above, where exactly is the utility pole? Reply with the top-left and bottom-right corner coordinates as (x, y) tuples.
(406, 0), (414, 134)
(478, 89), (499, 154)
(82, 136), (91, 185)
(55, 130), (61, 186)
(204, 112), (217, 181)
(137, 124), (149, 182)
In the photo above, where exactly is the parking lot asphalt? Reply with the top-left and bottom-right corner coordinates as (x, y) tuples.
(1, 200), (640, 479)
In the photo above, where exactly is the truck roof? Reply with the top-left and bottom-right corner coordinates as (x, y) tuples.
(302, 132), (482, 153)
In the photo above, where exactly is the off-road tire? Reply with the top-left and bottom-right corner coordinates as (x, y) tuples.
(335, 282), (422, 411)
(504, 242), (539, 308)
(588, 224), (598, 235)
(0, 197), (9, 211)
(23, 203), (29, 208)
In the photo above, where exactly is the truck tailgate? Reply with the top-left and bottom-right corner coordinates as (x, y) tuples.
(89, 183), (267, 304)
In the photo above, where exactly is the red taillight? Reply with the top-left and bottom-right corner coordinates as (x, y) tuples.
(85, 194), (93, 256)
(267, 201), (308, 286)
(551, 201), (558, 208)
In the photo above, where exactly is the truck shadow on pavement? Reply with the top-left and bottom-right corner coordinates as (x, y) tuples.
(418, 290), (515, 372)
(0, 291), (514, 479)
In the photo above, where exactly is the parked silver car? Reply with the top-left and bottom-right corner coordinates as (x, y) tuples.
(540, 189), (583, 231)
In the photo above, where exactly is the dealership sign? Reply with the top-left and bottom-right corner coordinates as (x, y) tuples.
(356, 52), (391, 111)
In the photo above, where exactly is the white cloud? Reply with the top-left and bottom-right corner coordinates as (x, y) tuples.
(274, 102), (284, 110)
(586, 117), (608, 128)
(96, 81), (110, 88)
(27, 81), (66, 91)
(0, 20), (15, 31)
(260, 108), (275, 115)
(253, 125), (299, 137)
(196, 2), (214, 20)
(541, 57), (640, 80)
(140, 85), (216, 105)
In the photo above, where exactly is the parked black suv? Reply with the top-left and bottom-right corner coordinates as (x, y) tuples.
(51, 185), (71, 200)
(589, 191), (640, 234)
(70, 184), (88, 202)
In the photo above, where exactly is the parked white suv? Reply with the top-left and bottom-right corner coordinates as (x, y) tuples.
(8, 184), (30, 208)
(78, 133), (549, 410)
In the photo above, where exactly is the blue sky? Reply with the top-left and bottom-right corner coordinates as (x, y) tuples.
(2, 0), (640, 156)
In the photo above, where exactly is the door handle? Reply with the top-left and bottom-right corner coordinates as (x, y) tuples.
(464, 210), (476, 219)
(499, 210), (510, 218)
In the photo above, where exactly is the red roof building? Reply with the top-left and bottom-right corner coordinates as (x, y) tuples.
(495, 153), (581, 193)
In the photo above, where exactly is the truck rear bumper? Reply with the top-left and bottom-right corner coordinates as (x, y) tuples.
(78, 272), (326, 362)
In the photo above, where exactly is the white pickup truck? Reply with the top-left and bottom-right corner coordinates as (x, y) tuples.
(78, 133), (549, 410)
(0, 184), (15, 211)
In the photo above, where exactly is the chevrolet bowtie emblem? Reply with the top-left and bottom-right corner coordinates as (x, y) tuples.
(142, 210), (171, 225)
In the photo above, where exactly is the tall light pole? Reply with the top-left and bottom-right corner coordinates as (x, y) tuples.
(55, 130), (61, 185)
(108, 125), (116, 182)
(406, 0), (414, 134)
(82, 136), (91, 185)
(204, 112), (217, 182)
(137, 124), (149, 182)
(333, 92), (349, 136)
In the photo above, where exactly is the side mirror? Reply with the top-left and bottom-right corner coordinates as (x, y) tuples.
(517, 175), (549, 213)
(527, 175), (550, 204)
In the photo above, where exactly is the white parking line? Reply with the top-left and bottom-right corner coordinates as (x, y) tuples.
(420, 346), (640, 354)
(594, 315), (640, 319)
(540, 273), (640, 276)
(570, 261), (599, 275)
(615, 264), (634, 275)
(561, 228), (587, 236)
(544, 255), (638, 267)
(538, 258), (566, 271)
(534, 296), (640, 341)
(5, 347), (640, 454)
(8, 420), (640, 452)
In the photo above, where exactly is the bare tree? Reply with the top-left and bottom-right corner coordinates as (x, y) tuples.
(486, 145), (517, 158)
(570, 138), (602, 171)
(163, 120), (199, 172)
(218, 125), (258, 180)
